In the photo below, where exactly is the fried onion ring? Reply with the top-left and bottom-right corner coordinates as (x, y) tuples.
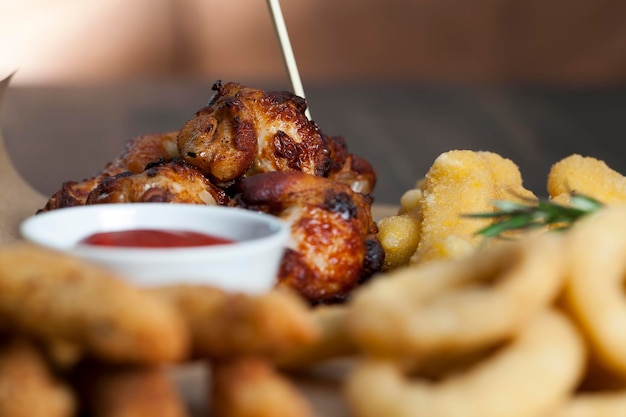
(563, 205), (626, 377)
(345, 310), (585, 417)
(551, 391), (626, 417)
(347, 233), (565, 357)
(0, 337), (76, 417)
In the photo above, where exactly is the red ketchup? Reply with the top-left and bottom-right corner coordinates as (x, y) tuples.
(79, 229), (234, 248)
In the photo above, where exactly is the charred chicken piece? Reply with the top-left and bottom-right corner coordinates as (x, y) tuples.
(236, 171), (384, 304)
(325, 135), (376, 194)
(41, 82), (374, 213)
(86, 159), (229, 205)
(39, 176), (114, 212)
(40, 132), (180, 212)
(113, 131), (180, 174)
(177, 81), (332, 187)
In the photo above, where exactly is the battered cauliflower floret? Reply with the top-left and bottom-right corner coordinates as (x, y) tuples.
(377, 150), (537, 271)
(376, 184), (424, 271)
(548, 154), (626, 205)
(411, 150), (535, 265)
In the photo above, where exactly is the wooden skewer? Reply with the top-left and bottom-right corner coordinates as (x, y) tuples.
(265, 0), (311, 120)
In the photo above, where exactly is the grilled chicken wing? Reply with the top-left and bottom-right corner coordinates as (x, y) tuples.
(177, 81), (332, 187)
(236, 171), (384, 304)
(40, 132), (180, 211)
(86, 159), (229, 205)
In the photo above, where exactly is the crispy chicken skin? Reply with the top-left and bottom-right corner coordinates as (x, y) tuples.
(325, 135), (376, 194)
(40, 132), (180, 212)
(39, 177), (111, 212)
(236, 171), (384, 304)
(86, 159), (229, 205)
(114, 131), (180, 174)
(177, 81), (332, 187)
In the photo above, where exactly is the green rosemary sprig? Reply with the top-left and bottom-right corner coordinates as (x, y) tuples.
(463, 194), (604, 238)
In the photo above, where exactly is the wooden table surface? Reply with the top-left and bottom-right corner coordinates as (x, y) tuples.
(3, 80), (626, 205)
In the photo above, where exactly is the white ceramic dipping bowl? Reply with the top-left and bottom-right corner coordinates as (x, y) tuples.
(20, 203), (291, 294)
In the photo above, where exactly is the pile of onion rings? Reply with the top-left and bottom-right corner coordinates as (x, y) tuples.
(337, 207), (626, 417)
(341, 233), (584, 417)
(346, 310), (585, 417)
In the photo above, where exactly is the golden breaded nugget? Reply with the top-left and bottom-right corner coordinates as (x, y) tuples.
(0, 244), (189, 364)
(0, 337), (76, 417)
(71, 361), (190, 417)
(39, 339), (84, 372)
(276, 305), (355, 370)
(548, 154), (626, 204)
(152, 285), (319, 360)
(377, 213), (421, 271)
(412, 150), (535, 264)
(398, 184), (424, 214)
(211, 357), (314, 417)
(376, 183), (424, 271)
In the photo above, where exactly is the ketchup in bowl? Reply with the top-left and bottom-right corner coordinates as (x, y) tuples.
(20, 203), (290, 293)
(79, 229), (234, 248)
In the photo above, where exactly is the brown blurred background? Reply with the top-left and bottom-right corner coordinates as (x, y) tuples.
(3, 0), (626, 86)
(2, 0), (626, 205)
